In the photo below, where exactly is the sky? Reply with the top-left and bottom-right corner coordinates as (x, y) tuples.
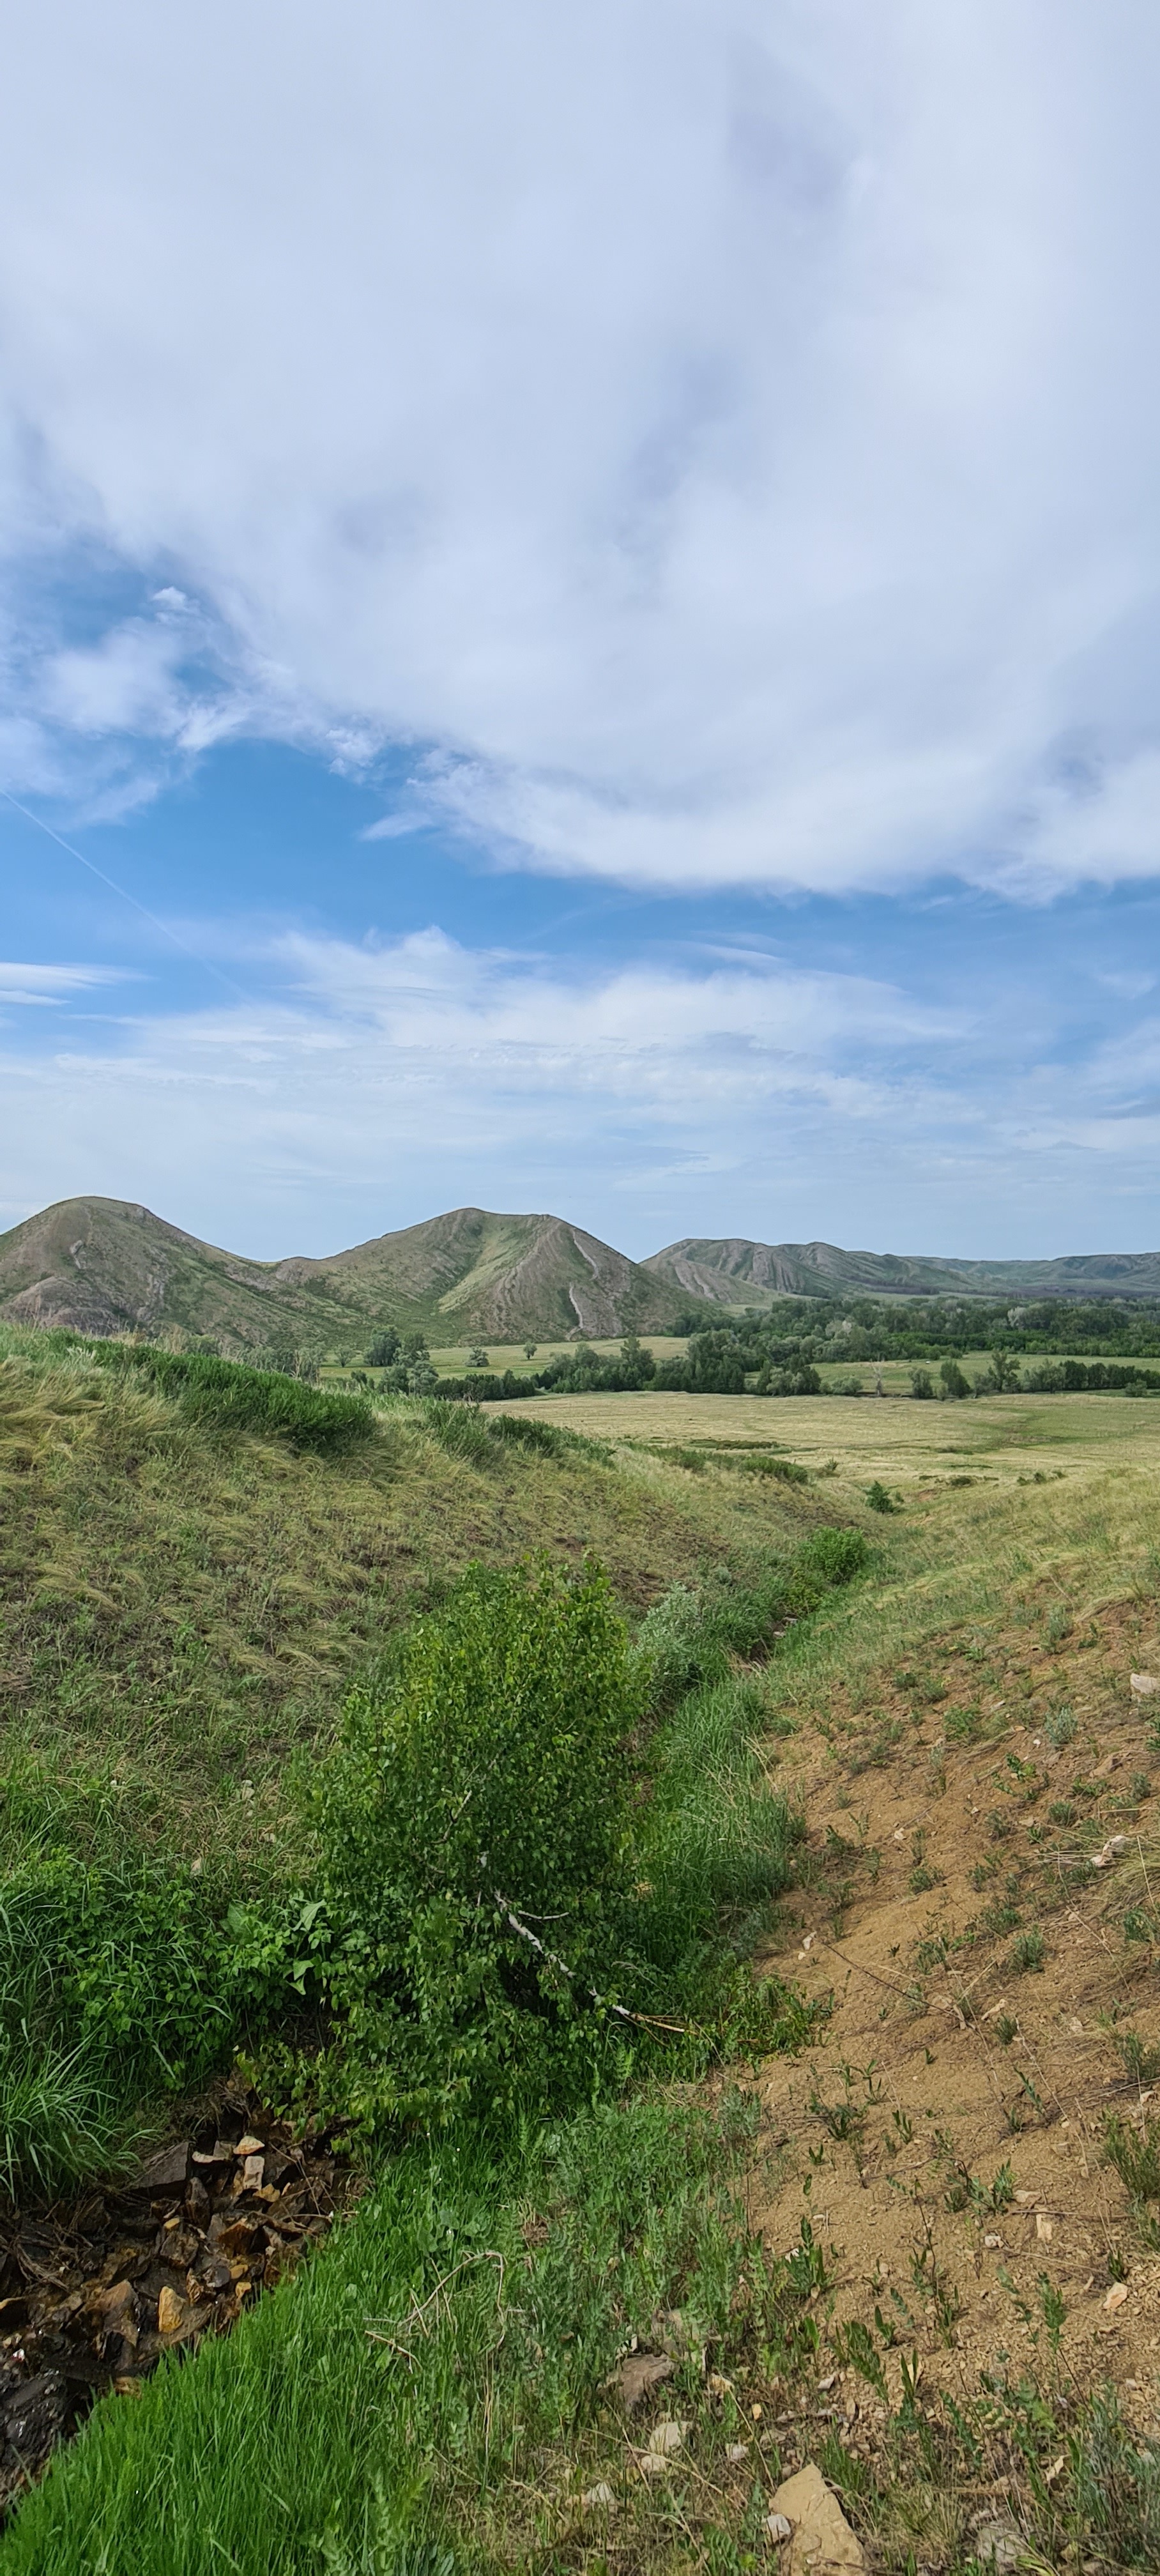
(3, 0), (1160, 1263)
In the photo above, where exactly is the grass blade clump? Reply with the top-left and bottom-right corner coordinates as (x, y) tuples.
(0, 1851), (294, 2195)
(91, 1342), (374, 1453)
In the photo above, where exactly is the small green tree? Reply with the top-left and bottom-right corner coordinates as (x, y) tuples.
(468, 1346), (490, 1370)
(314, 1559), (641, 2123)
(910, 1367), (934, 1400)
(524, 1342), (537, 1360)
(939, 1358), (971, 1399)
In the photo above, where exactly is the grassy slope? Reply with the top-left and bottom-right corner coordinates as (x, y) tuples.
(6, 1373), (1160, 2571)
(0, 1327), (820, 1878)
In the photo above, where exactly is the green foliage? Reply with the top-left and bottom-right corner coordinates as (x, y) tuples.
(939, 1358), (972, 1398)
(1045, 1704), (1076, 1747)
(1007, 1928), (1047, 1974)
(0, 1851), (291, 2196)
(93, 1342), (374, 1453)
(866, 1479), (896, 1513)
(310, 1558), (643, 2125)
(910, 1367), (934, 1399)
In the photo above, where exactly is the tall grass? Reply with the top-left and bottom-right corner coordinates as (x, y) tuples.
(91, 1343), (375, 1453)
(0, 2096), (759, 2576)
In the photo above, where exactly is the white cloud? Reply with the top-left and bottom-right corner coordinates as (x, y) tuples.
(0, 961), (123, 1005)
(4, 3), (1160, 888)
(2, 923), (1159, 1255)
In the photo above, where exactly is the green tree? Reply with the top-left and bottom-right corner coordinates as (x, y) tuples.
(910, 1367), (934, 1400)
(940, 1358), (971, 1399)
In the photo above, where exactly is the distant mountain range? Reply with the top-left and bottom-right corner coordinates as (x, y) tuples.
(643, 1236), (1160, 1304)
(2, 1197), (1159, 1356)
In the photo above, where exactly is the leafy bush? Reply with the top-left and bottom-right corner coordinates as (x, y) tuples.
(795, 1526), (868, 1588)
(866, 1480), (896, 1512)
(311, 1558), (643, 2125)
(92, 1343), (374, 1454)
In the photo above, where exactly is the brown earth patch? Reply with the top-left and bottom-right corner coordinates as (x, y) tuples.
(735, 1592), (1160, 2450)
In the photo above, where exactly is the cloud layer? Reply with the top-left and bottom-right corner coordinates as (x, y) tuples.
(5, 2), (1160, 889)
(4, 924), (1159, 1258)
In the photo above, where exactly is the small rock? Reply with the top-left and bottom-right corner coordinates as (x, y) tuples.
(611, 2350), (673, 2412)
(973, 2518), (1027, 2570)
(240, 2155), (264, 2190)
(766, 2512), (793, 2543)
(1092, 1835), (1129, 1869)
(1035, 2215), (1054, 2243)
(234, 2135), (264, 2158)
(726, 2442), (749, 2462)
(767, 2462), (864, 2572)
(139, 2141), (191, 2193)
(984, 2233), (1002, 2249)
(639, 2419), (691, 2472)
(581, 2480), (616, 2510)
(1104, 2283), (1129, 2313)
(1130, 1672), (1158, 1696)
(156, 2285), (186, 2336)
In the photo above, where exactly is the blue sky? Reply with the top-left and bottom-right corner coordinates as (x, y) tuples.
(3, 2), (1160, 1262)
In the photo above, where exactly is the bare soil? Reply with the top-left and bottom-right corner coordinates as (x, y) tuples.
(738, 1594), (1160, 2444)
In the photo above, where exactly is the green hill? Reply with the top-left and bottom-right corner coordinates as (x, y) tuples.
(0, 1198), (696, 1355)
(643, 1233), (1160, 1304)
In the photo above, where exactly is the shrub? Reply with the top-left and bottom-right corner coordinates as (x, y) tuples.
(795, 1526), (868, 1588)
(1007, 1928), (1046, 1974)
(312, 1559), (643, 2125)
(1045, 1705), (1077, 1747)
(866, 1480), (896, 1513)
(911, 1367), (934, 1399)
(92, 1343), (374, 1455)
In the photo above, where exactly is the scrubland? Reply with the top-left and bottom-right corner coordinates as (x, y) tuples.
(0, 1342), (1158, 2572)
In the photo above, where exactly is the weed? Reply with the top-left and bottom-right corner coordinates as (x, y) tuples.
(995, 2014), (1019, 2044)
(1044, 1606), (1073, 1648)
(866, 1480), (896, 1513)
(1113, 2027), (1160, 2085)
(1044, 1705), (1076, 1749)
(1105, 2112), (1160, 2200)
(1007, 1928), (1047, 1974)
(1048, 1799), (1076, 1825)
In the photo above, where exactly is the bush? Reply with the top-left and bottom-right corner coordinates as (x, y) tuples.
(795, 1526), (868, 1588)
(312, 1559), (643, 2124)
(92, 1344), (374, 1455)
(866, 1480), (896, 1513)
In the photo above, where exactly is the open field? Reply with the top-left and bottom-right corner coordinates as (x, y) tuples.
(484, 1381), (1160, 1482)
(4, 1342), (1160, 2572)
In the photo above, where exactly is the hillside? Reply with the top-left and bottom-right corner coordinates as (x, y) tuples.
(645, 1232), (1160, 1303)
(0, 1197), (694, 1354)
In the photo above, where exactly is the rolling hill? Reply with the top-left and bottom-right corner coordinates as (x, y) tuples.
(0, 1199), (696, 1353)
(4, 1198), (1160, 1358)
(643, 1235), (1160, 1303)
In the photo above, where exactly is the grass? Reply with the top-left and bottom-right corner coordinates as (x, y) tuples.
(6, 1344), (1160, 2566)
